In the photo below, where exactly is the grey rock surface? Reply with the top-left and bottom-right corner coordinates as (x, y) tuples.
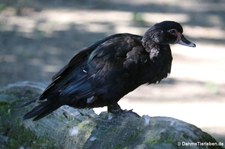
(0, 81), (222, 149)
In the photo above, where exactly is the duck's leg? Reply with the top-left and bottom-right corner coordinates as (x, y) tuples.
(107, 103), (140, 117)
(107, 103), (123, 114)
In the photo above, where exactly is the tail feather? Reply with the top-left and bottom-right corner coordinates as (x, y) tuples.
(23, 101), (61, 121)
(17, 98), (37, 108)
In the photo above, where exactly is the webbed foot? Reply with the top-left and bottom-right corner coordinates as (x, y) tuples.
(107, 103), (140, 117)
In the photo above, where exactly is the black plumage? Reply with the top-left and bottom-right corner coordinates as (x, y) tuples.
(24, 21), (196, 121)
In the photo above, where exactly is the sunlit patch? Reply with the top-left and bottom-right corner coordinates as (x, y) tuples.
(142, 13), (189, 24)
(184, 26), (225, 40)
(90, 136), (97, 141)
(69, 126), (79, 136)
(143, 115), (151, 126)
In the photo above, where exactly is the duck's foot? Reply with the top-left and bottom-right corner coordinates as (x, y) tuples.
(107, 103), (140, 117)
(107, 103), (123, 114)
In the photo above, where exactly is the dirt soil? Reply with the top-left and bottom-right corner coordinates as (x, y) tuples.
(0, 0), (225, 146)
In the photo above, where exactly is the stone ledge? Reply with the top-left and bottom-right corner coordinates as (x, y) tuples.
(0, 81), (223, 149)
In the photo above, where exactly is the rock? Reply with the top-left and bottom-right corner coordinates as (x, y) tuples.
(0, 81), (223, 149)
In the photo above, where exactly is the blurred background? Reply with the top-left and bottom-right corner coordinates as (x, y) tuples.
(0, 0), (224, 145)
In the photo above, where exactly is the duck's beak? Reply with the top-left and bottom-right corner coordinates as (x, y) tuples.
(177, 34), (196, 47)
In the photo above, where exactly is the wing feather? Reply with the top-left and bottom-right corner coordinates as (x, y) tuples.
(24, 33), (144, 120)
(40, 34), (133, 101)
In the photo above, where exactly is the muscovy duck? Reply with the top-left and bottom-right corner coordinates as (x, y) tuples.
(24, 21), (196, 121)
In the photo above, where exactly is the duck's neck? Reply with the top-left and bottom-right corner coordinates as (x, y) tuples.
(142, 39), (157, 50)
(142, 38), (172, 62)
(141, 37), (161, 60)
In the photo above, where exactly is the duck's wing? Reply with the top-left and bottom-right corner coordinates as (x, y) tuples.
(53, 34), (143, 101)
(40, 34), (130, 101)
(24, 34), (143, 120)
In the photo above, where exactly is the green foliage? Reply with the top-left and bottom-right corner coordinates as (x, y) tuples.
(7, 124), (57, 149)
(132, 12), (147, 26)
(0, 3), (6, 12)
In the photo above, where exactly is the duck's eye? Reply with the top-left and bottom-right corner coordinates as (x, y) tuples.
(168, 29), (177, 35)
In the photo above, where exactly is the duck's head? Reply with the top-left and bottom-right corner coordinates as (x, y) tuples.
(142, 21), (196, 47)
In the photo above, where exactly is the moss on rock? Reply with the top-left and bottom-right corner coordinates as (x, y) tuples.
(0, 82), (223, 149)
